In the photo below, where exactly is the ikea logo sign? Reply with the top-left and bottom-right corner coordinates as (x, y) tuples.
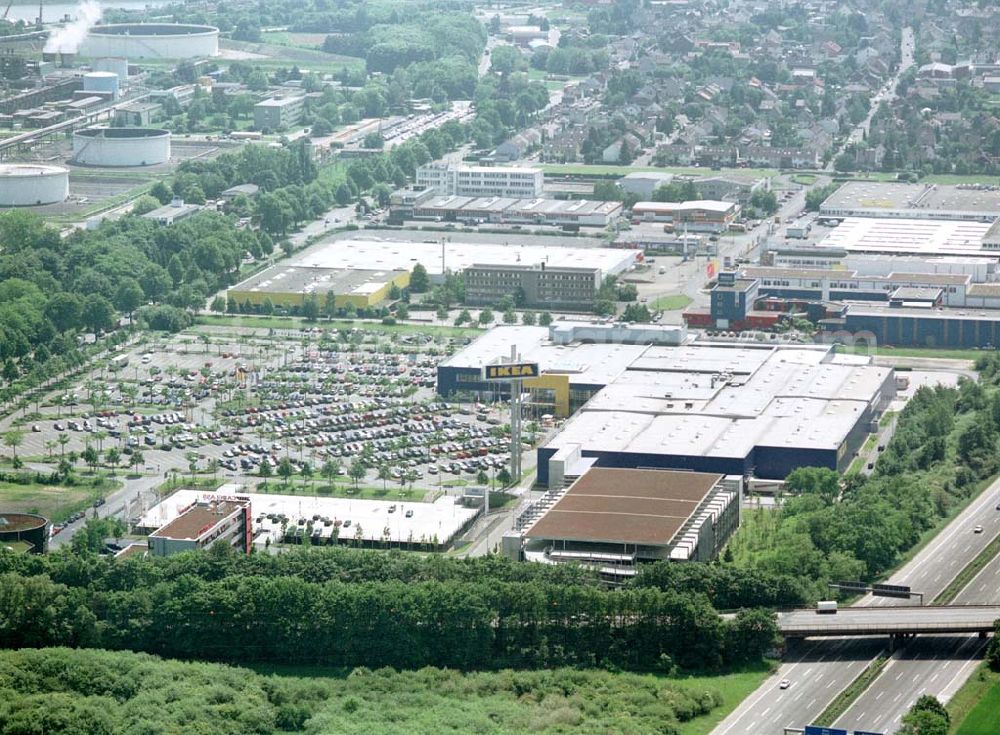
(483, 363), (539, 380)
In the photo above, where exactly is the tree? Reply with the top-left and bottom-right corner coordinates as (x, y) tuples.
(987, 618), (1000, 671)
(477, 469), (489, 486)
(278, 457), (294, 486)
(785, 466), (840, 504)
(622, 303), (652, 322)
(455, 309), (472, 326)
(210, 296), (226, 313)
(299, 461), (313, 490)
(898, 696), (949, 735)
(503, 309), (517, 324)
(2, 429), (23, 461)
(259, 457), (272, 485)
(395, 303), (409, 320)
(410, 263), (430, 293)
(349, 459), (366, 489)
(131, 194), (161, 216)
(521, 311), (536, 325)
(377, 463), (391, 493)
(82, 295), (115, 334)
(322, 459), (340, 490)
(302, 295), (320, 322)
(114, 278), (145, 319)
(128, 450), (144, 474)
(497, 467), (512, 487)
(478, 308), (494, 326)
(82, 445), (99, 472)
(490, 44), (523, 75)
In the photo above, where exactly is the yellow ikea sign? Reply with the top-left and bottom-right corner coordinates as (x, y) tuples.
(483, 363), (540, 380)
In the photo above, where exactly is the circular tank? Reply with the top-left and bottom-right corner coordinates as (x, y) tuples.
(83, 71), (119, 98)
(72, 127), (171, 167)
(93, 57), (129, 80)
(78, 23), (219, 60)
(0, 164), (69, 206)
(0, 512), (50, 554)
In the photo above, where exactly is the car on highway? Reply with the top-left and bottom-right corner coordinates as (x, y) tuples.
(974, 525), (984, 533)
(779, 679), (791, 689)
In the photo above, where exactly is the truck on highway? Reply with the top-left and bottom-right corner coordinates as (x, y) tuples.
(816, 600), (838, 614)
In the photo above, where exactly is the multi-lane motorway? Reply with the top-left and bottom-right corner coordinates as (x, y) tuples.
(712, 475), (1000, 735)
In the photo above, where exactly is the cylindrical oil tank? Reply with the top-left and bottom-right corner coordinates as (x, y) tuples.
(0, 513), (50, 553)
(83, 71), (119, 99)
(72, 127), (171, 167)
(93, 57), (129, 81)
(0, 164), (69, 206)
(78, 23), (219, 59)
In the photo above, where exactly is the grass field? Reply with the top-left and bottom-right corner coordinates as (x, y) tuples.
(651, 294), (693, 311)
(677, 664), (776, 735)
(541, 163), (780, 179)
(954, 669), (1000, 735)
(948, 663), (1000, 735)
(0, 479), (107, 523)
(836, 344), (982, 362)
(194, 314), (483, 338)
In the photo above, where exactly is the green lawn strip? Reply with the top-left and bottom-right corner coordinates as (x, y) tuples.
(541, 163), (780, 179)
(194, 313), (483, 338)
(950, 664), (1000, 734)
(677, 663), (777, 735)
(256, 481), (426, 502)
(651, 294), (693, 311)
(836, 343), (983, 361)
(934, 530), (1000, 604)
(811, 655), (889, 727)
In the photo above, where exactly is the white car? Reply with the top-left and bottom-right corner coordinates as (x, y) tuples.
(779, 679), (791, 690)
(973, 525), (984, 534)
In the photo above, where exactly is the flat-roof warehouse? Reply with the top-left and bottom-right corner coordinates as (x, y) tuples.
(440, 325), (895, 483)
(819, 182), (1000, 222)
(514, 468), (741, 574)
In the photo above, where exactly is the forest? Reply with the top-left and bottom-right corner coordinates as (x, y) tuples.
(0, 647), (735, 735)
(0, 544), (777, 672)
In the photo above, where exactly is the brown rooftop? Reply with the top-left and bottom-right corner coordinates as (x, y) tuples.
(524, 468), (721, 546)
(150, 500), (246, 541)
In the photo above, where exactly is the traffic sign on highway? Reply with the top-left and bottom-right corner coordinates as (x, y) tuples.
(854, 730), (884, 735)
(804, 727), (848, 735)
(872, 583), (911, 599)
(835, 580), (869, 593)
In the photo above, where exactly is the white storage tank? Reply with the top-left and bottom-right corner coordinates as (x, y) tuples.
(93, 57), (129, 82)
(0, 164), (69, 206)
(83, 71), (119, 99)
(72, 127), (171, 167)
(79, 23), (219, 59)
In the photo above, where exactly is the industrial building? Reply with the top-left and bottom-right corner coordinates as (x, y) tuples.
(405, 193), (622, 228)
(631, 200), (740, 232)
(815, 217), (997, 258)
(819, 182), (1000, 222)
(140, 488), (479, 552)
(0, 513), (49, 554)
(416, 163), (544, 199)
(441, 326), (893, 483)
(829, 302), (1000, 350)
(254, 94), (305, 131)
(738, 265), (975, 308)
(142, 198), (201, 225)
(72, 127), (171, 167)
(228, 265), (410, 311)
(79, 24), (220, 59)
(145, 497), (251, 557)
(0, 164), (69, 206)
(288, 237), (636, 311)
(465, 263), (603, 311)
(511, 469), (741, 574)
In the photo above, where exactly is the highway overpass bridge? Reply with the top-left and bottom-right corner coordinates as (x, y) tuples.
(779, 605), (1000, 641)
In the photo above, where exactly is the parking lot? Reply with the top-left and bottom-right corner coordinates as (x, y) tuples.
(18, 324), (527, 497)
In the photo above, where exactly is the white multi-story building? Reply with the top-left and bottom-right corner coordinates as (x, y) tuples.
(416, 163), (543, 199)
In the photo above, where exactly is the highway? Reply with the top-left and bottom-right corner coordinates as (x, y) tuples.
(779, 605), (1000, 637)
(710, 475), (1000, 735)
